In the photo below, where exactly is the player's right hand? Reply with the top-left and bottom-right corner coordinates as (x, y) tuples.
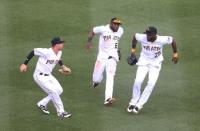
(86, 42), (93, 50)
(172, 53), (178, 64)
(19, 64), (28, 72)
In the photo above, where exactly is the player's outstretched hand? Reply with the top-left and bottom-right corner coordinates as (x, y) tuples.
(172, 56), (178, 64)
(172, 53), (178, 64)
(86, 42), (93, 50)
(19, 64), (28, 72)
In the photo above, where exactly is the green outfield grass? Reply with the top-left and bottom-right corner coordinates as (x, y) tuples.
(0, 0), (199, 130)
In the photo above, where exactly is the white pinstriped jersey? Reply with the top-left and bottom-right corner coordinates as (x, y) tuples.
(34, 48), (62, 74)
(135, 33), (173, 66)
(93, 24), (124, 61)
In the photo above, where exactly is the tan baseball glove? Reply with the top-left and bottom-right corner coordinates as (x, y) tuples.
(58, 65), (71, 76)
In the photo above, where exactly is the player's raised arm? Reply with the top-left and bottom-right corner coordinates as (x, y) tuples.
(127, 34), (138, 65)
(131, 34), (137, 56)
(19, 50), (35, 72)
(171, 39), (178, 64)
(86, 30), (95, 49)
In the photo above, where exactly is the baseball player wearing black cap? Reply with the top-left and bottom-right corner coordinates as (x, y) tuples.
(127, 26), (178, 114)
(19, 37), (72, 118)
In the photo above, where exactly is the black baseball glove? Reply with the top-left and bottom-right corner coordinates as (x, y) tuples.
(127, 55), (138, 65)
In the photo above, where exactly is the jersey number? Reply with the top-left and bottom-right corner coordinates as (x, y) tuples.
(155, 51), (161, 58)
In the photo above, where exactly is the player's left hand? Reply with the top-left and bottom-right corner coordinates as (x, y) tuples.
(127, 54), (138, 65)
(172, 53), (178, 64)
(58, 65), (71, 76)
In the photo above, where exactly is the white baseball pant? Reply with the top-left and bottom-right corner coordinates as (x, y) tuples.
(93, 58), (117, 102)
(129, 64), (161, 109)
(33, 72), (65, 113)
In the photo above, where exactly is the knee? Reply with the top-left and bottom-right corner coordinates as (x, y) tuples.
(146, 82), (156, 91)
(106, 73), (114, 80)
(57, 88), (63, 95)
(49, 89), (59, 96)
(93, 73), (103, 83)
(134, 78), (143, 86)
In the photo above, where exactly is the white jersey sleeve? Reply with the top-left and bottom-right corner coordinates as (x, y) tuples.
(121, 27), (124, 36)
(135, 33), (146, 43)
(34, 48), (47, 57)
(159, 36), (173, 45)
(93, 26), (105, 34)
(58, 51), (62, 60)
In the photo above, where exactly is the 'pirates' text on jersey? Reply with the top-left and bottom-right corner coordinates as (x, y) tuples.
(34, 48), (62, 74)
(93, 24), (124, 61)
(135, 33), (173, 60)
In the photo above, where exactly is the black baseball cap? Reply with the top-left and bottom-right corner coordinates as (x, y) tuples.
(111, 17), (122, 25)
(144, 26), (157, 35)
(51, 37), (65, 46)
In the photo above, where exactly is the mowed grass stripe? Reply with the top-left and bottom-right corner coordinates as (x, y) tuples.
(0, 0), (11, 130)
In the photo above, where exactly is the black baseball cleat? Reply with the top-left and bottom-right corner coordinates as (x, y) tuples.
(57, 111), (72, 118)
(104, 98), (116, 106)
(92, 82), (100, 88)
(37, 104), (50, 114)
(133, 106), (139, 114)
(127, 105), (136, 113)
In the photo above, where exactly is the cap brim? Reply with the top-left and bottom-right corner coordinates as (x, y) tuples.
(112, 20), (122, 24)
(113, 22), (122, 25)
(58, 40), (65, 44)
(144, 31), (156, 35)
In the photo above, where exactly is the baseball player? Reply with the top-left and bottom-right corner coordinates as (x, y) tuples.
(127, 26), (178, 113)
(86, 17), (124, 105)
(19, 37), (72, 118)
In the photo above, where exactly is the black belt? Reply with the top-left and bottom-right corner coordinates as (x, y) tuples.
(39, 73), (49, 76)
(108, 56), (113, 59)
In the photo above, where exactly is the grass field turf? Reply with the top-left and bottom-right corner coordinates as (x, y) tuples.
(0, 0), (200, 131)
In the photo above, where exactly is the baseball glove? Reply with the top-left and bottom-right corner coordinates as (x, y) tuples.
(58, 65), (71, 76)
(127, 55), (138, 65)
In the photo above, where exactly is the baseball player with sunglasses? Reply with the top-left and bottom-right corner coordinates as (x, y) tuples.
(86, 17), (124, 106)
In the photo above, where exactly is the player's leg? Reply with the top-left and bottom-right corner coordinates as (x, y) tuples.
(33, 74), (65, 114)
(49, 75), (63, 95)
(37, 95), (51, 107)
(92, 59), (106, 87)
(136, 65), (161, 109)
(34, 79), (51, 107)
(33, 74), (51, 106)
(33, 74), (52, 114)
(49, 75), (71, 117)
(104, 58), (117, 105)
(33, 75), (63, 107)
(129, 65), (149, 106)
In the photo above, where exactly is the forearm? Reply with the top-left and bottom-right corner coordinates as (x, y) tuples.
(131, 35), (137, 54)
(171, 39), (178, 53)
(23, 50), (34, 65)
(87, 30), (95, 43)
(58, 60), (63, 66)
